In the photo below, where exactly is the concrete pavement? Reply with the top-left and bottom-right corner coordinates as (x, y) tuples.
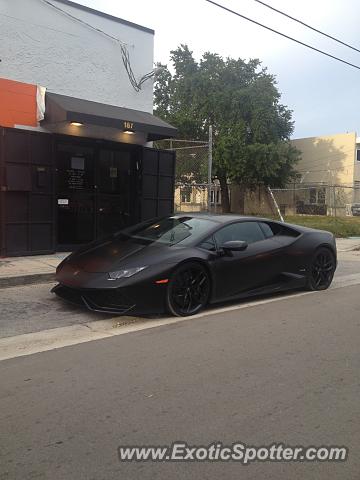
(335, 237), (360, 252)
(1, 282), (360, 479)
(0, 253), (68, 288)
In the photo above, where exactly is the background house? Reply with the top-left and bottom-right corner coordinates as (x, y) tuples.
(230, 132), (360, 217)
(290, 132), (360, 214)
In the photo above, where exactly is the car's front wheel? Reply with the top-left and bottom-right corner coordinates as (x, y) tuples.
(306, 247), (336, 291)
(166, 262), (210, 317)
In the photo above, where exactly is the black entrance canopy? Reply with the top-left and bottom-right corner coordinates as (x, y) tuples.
(43, 92), (177, 141)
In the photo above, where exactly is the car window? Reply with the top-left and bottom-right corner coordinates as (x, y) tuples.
(260, 221), (301, 238)
(214, 221), (265, 246)
(198, 236), (216, 251)
(119, 216), (217, 246)
(258, 222), (274, 238)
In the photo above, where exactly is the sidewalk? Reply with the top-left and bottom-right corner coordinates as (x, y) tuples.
(1, 238), (360, 289)
(335, 238), (360, 252)
(0, 253), (69, 288)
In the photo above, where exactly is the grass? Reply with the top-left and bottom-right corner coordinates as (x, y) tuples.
(280, 215), (360, 238)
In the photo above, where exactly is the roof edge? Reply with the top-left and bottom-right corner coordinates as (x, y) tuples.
(291, 131), (357, 142)
(53, 0), (155, 34)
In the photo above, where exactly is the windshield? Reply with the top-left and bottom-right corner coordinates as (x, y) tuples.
(118, 216), (216, 246)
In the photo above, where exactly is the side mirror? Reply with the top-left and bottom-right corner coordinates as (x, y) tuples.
(221, 240), (248, 252)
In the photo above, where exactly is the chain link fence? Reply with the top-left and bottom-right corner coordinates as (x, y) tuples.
(155, 139), (211, 213)
(155, 136), (360, 222)
(230, 183), (360, 219)
(272, 184), (360, 218)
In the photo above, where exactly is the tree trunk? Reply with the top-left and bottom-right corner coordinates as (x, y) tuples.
(219, 175), (230, 213)
(236, 184), (246, 214)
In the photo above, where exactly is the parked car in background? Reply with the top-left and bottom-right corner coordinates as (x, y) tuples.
(351, 203), (360, 216)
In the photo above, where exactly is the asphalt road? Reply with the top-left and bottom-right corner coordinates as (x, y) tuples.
(1, 278), (360, 479)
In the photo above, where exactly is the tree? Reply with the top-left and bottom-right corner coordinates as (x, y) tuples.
(154, 45), (300, 212)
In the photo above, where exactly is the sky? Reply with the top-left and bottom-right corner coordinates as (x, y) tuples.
(74, 0), (360, 139)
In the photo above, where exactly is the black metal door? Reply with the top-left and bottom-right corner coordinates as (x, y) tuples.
(56, 143), (95, 248)
(95, 148), (134, 237)
(0, 128), (55, 256)
(56, 141), (138, 249)
(140, 148), (175, 220)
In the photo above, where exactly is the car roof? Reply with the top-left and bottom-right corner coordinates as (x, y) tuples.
(172, 213), (272, 224)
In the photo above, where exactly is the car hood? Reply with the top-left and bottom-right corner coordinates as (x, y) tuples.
(64, 236), (185, 273)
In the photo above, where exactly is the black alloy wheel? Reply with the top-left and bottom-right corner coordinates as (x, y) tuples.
(306, 247), (336, 291)
(167, 262), (211, 317)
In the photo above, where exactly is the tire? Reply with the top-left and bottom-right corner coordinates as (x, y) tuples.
(305, 247), (336, 291)
(166, 262), (211, 317)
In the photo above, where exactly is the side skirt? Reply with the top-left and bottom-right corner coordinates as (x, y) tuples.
(210, 273), (307, 304)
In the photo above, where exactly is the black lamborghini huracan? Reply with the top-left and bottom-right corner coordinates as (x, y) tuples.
(52, 215), (337, 317)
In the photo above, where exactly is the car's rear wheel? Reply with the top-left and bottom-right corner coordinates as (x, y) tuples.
(166, 262), (210, 317)
(306, 247), (336, 291)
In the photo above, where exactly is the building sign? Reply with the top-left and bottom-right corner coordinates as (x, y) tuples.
(67, 169), (85, 189)
(67, 156), (85, 189)
(58, 198), (70, 210)
(124, 121), (134, 130)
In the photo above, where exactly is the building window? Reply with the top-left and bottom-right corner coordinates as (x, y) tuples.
(356, 149), (360, 162)
(181, 189), (191, 203)
(318, 187), (326, 204)
(309, 187), (326, 204)
(210, 189), (221, 204)
(309, 188), (317, 204)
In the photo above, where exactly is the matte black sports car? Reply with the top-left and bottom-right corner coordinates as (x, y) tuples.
(52, 215), (337, 317)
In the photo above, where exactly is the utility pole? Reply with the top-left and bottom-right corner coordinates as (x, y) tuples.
(207, 125), (213, 212)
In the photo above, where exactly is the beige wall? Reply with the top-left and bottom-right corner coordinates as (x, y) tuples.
(291, 132), (356, 187)
(230, 133), (358, 217)
(354, 141), (360, 185)
(231, 186), (277, 217)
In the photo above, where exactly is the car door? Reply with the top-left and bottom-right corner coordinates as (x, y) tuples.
(211, 221), (284, 301)
(260, 220), (303, 276)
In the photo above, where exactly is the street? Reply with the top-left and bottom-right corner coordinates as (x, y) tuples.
(0, 254), (360, 479)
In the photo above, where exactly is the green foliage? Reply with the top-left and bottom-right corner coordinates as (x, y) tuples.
(154, 44), (300, 189)
(216, 132), (300, 188)
(282, 215), (360, 238)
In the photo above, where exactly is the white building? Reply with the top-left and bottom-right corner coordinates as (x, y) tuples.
(0, 0), (176, 256)
(1, 0), (154, 111)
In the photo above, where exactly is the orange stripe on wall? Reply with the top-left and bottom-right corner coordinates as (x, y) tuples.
(0, 78), (37, 128)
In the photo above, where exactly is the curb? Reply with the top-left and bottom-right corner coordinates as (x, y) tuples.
(0, 273), (55, 289)
(2, 273), (360, 362)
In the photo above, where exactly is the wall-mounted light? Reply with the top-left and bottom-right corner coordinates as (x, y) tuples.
(70, 121), (83, 127)
(123, 120), (135, 135)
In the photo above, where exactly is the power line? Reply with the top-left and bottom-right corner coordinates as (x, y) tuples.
(204, 0), (360, 71)
(41, 0), (157, 92)
(41, 0), (127, 45)
(253, 0), (360, 54)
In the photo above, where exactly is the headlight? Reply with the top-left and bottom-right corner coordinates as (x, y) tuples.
(108, 266), (147, 280)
